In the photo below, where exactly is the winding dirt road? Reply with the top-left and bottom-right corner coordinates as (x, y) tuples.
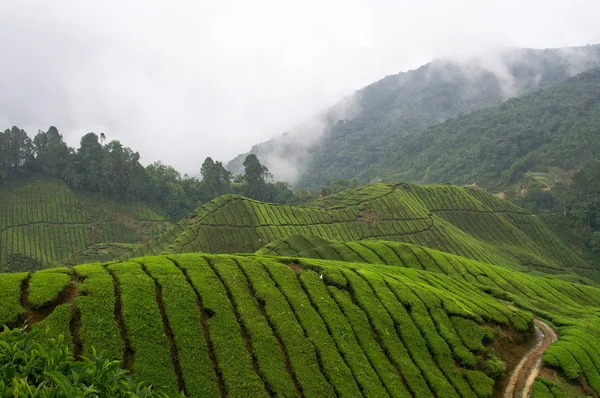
(503, 319), (558, 398)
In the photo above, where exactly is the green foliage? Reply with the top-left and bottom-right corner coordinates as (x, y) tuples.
(200, 157), (232, 201)
(34, 304), (73, 347)
(483, 354), (506, 380)
(0, 175), (171, 271)
(141, 257), (221, 398)
(450, 317), (493, 352)
(226, 45), (600, 189)
(74, 263), (124, 360)
(5, 229), (600, 396)
(532, 377), (572, 398)
(299, 269), (389, 396)
(235, 256), (334, 397)
(176, 255), (267, 397)
(376, 68), (600, 190)
(27, 269), (71, 309)
(107, 262), (179, 394)
(0, 272), (28, 327)
(136, 182), (594, 285)
(264, 261), (362, 396)
(462, 370), (494, 398)
(210, 256), (297, 397)
(0, 126), (35, 180)
(0, 327), (170, 397)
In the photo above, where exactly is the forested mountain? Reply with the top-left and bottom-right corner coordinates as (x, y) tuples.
(227, 44), (600, 188)
(375, 67), (600, 187)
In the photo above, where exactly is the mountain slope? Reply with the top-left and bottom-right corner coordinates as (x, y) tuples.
(377, 67), (600, 189)
(127, 183), (597, 281)
(3, 248), (600, 396)
(0, 176), (171, 271)
(227, 45), (600, 188)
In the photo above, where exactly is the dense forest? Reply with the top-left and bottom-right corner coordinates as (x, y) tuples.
(376, 68), (600, 187)
(0, 126), (296, 219)
(228, 45), (600, 188)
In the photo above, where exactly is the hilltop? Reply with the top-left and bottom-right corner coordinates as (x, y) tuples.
(126, 183), (598, 283)
(227, 44), (600, 188)
(0, 176), (171, 272)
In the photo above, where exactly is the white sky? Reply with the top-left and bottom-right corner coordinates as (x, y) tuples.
(1, 0), (599, 175)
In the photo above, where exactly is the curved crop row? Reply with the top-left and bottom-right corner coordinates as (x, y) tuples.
(0, 176), (171, 272)
(129, 183), (591, 283)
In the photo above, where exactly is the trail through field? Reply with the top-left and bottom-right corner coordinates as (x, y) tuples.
(503, 319), (558, 398)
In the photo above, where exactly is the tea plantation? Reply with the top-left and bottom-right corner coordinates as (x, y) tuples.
(2, 182), (600, 396)
(2, 247), (600, 397)
(0, 176), (172, 272)
(130, 183), (597, 283)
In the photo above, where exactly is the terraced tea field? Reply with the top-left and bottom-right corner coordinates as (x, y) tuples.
(2, 248), (600, 397)
(129, 183), (597, 283)
(0, 177), (171, 271)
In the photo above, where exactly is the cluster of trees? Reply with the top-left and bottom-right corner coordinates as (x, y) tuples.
(229, 47), (600, 190)
(512, 160), (600, 254)
(0, 126), (295, 219)
(375, 68), (600, 189)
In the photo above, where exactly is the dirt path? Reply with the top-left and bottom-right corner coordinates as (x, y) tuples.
(503, 319), (558, 398)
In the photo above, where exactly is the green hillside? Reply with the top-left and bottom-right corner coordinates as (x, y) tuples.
(3, 249), (600, 396)
(0, 176), (172, 272)
(128, 183), (598, 281)
(375, 68), (600, 190)
(227, 45), (600, 188)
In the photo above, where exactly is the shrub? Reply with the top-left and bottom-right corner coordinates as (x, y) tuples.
(463, 370), (493, 398)
(0, 326), (170, 397)
(483, 354), (506, 380)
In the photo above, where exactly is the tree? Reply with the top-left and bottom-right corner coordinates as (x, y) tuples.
(243, 154), (271, 200)
(200, 157), (232, 200)
(76, 133), (104, 191)
(0, 126), (35, 180)
(33, 126), (71, 177)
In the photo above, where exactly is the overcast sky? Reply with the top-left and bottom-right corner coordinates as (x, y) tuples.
(1, 0), (600, 175)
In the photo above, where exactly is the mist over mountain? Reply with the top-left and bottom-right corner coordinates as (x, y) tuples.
(377, 67), (600, 188)
(227, 44), (600, 188)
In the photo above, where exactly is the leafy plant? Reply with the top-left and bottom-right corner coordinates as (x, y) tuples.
(0, 326), (172, 397)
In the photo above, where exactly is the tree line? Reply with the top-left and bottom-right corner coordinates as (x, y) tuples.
(0, 126), (298, 219)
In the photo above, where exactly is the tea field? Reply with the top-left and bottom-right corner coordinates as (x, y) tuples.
(2, 247), (600, 396)
(129, 183), (597, 283)
(0, 176), (171, 271)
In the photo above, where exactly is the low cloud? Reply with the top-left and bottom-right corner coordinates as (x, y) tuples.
(1, 1), (600, 176)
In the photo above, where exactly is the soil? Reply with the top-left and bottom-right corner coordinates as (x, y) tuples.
(503, 319), (558, 398)
(285, 261), (304, 273)
(21, 277), (81, 326)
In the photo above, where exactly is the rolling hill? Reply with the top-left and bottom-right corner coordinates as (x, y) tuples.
(126, 183), (598, 283)
(227, 44), (600, 188)
(2, 247), (600, 397)
(0, 176), (172, 272)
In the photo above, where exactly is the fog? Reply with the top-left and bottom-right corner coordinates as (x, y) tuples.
(1, 0), (600, 175)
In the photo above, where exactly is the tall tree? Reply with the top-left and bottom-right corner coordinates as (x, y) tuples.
(33, 126), (71, 176)
(0, 127), (35, 180)
(76, 133), (104, 191)
(243, 154), (272, 201)
(200, 157), (231, 200)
